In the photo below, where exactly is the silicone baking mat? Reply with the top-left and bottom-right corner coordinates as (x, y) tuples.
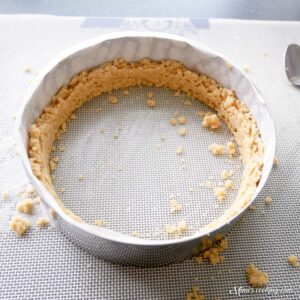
(0, 15), (300, 299)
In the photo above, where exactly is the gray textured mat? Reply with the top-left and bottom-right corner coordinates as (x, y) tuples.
(0, 16), (299, 299)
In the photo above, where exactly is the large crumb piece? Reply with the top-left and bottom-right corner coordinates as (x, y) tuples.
(214, 187), (226, 202)
(2, 190), (9, 200)
(93, 219), (106, 227)
(186, 286), (205, 300)
(209, 144), (225, 155)
(264, 196), (272, 205)
(221, 170), (232, 180)
(166, 220), (188, 235)
(108, 95), (118, 104)
(147, 99), (156, 108)
(176, 146), (184, 155)
(10, 216), (31, 236)
(246, 264), (269, 287)
(16, 199), (34, 215)
(226, 141), (236, 155)
(179, 127), (187, 136)
(170, 118), (177, 126)
(288, 255), (299, 267)
(202, 114), (221, 129)
(178, 116), (186, 125)
(36, 217), (49, 227)
(170, 198), (182, 213)
(194, 235), (228, 266)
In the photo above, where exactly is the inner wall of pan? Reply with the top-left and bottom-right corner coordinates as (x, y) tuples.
(50, 86), (243, 240)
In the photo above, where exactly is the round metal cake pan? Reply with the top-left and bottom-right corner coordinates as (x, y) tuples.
(15, 32), (276, 267)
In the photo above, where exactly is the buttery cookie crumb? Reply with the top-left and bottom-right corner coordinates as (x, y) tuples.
(22, 66), (32, 73)
(176, 146), (184, 155)
(214, 187), (226, 202)
(95, 107), (103, 113)
(226, 141), (236, 155)
(147, 99), (156, 108)
(178, 116), (186, 125)
(166, 220), (188, 235)
(123, 90), (129, 96)
(288, 255), (299, 267)
(108, 95), (118, 104)
(93, 219), (106, 227)
(196, 111), (205, 117)
(16, 199), (34, 215)
(226, 62), (233, 70)
(179, 127), (187, 136)
(2, 190), (9, 200)
(184, 100), (192, 106)
(174, 91), (181, 97)
(59, 145), (65, 152)
(170, 118), (177, 126)
(202, 114), (221, 129)
(209, 144), (225, 155)
(78, 175), (84, 181)
(264, 196), (272, 205)
(249, 205), (256, 211)
(170, 198), (182, 213)
(10, 216), (30, 236)
(36, 217), (49, 227)
(246, 264), (269, 287)
(186, 286), (205, 300)
(221, 170), (232, 180)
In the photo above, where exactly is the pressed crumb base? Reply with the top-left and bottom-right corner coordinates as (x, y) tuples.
(28, 58), (264, 236)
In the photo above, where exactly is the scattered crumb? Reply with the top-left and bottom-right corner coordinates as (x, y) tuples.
(131, 230), (139, 237)
(186, 286), (205, 300)
(224, 179), (234, 190)
(160, 135), (165, 141)
(173, 111), (180, 117)
(221, 170), (232, 180)
(10, 216), (31, 236)
(178, 116), (186, 125)
(179, 127), (187, 136)
(174, 91), (181, 97)
(108, 95), (118, 104)
(147, 92), (154, 98)
(194, 235), (228, 266)
(273, 158), (280, 167)
(214, 187), (227, 202)
(36, 217), (49, 227)
(78, 175), (84, 181)
(166, 220), (188, 235)
(170, 198), (182, 213)
(184, 100), (192, 106)
(176, 146), (184, 155)
(209, 144), (225, 155)
(147, 99), (156, 108)
(123, 90), (129, 96)
(249, 205), (256, 211)
(59, 145), (65, 152)
(49, 209), (56, 218)
(226, 141), (236, 155)
(32, 196), (41, 204)
(170, 118), (177, 126)
(264, 196), (272, 205)
(202, 114), (221, 129)
(288, 255), (299, 267)
(95, 107), (103, 113)
(2, 190), (9, 200)
(246, 264), (269, 287)
(93, 219), (106, 227)
(243, 65), (250, 73)
(16, 199), (34, 215)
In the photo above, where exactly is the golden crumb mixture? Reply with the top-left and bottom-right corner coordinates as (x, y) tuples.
(147, 99), (156, 108)
(209, 144), (225, 155)
(246, 264), (269, 287)
(28, 58), (264, 230)
(202, 113), (221, 129)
